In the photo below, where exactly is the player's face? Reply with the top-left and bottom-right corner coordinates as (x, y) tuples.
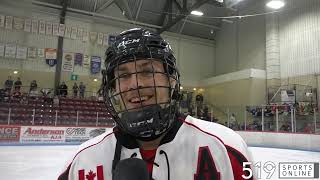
(113, 59), (174, 111)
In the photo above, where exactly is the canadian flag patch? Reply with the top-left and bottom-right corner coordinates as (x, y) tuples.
(78, 165), (104, 180)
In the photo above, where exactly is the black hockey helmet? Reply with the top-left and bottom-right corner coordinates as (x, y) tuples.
(102, 28), (181, 141)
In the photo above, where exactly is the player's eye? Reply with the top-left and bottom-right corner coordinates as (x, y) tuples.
(118, 73), (131, 79)
(140, 68), (153, 76)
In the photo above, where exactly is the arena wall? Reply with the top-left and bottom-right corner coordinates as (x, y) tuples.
(237, 131), (320, 152)
(0, 0), (215, 90)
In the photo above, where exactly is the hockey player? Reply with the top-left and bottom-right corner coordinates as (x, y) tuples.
(58, 28), (254, 180)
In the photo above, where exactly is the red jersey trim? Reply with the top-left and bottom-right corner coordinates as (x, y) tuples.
(178, 118), (226, 145)
(178, 118), (253, 180)
(57, 131), (115, 180)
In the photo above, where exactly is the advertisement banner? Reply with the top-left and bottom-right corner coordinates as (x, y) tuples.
(62, 52), (74, 72)
(24, 19), (31, 32)
(16, 46), (27, 59)
(39, 20), (46, 35)
(74, 53), (83, 66)
(31, 19), (38, 34)
(45, 48), (57, 67)
(0, 15), (4, 28)
(27, 47), (37, 58)
(4, 44), (16, 58)
(65, 127), (106, 143)
(0, 126), (20, 142)
(46, 22), (52, 35)
(5, 16), (13, 29)
(90, 56), (101, 74)
(20, 126), (65, 143)
(83, 55), (90, 68)
(13, 17), (24, 30)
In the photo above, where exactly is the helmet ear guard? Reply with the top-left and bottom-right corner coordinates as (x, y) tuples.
(102, 28), (181, 141)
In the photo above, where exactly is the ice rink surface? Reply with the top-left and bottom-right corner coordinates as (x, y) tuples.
(0, 145), (319, 180)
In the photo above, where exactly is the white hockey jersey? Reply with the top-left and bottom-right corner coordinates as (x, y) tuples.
(58, 116), (254, 180)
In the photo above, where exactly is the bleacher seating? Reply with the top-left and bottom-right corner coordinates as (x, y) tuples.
(0, 96), (114, 126)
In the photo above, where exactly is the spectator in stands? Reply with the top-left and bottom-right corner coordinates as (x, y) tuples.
(29, 80), (38, 97)
(53, 95), (59, 107)
(196, 93), (204, 103)
(20, 96), (28, 104)
(186, 92), (193, 114)
(79, 82), (86, 98)
(14, 77), (22, 91)
(303, 123), (314, 134)
(97, 85), (104, 101)
(0, 89), (5, 102)
(12, 90), (22, 99)
(4, 76), (13, 94)
(230, 113), (239, 130)
(41, 88), (53, 104)
(59, 82), (68, 97)
(280, 121), (291, 132)
(72, 83), (79, 97)
(29, 80), (37, 92)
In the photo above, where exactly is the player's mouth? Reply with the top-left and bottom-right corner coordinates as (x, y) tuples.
(127, 95), (154, 108)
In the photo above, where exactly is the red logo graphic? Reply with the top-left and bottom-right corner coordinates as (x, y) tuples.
(23, 127), (64, 135)
(0, 126), (20, 142)
(78, 165), (104, 180)
(86, 170), (96, 180)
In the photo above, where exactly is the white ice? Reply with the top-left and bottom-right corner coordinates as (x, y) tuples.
(0, 146), (319, 180)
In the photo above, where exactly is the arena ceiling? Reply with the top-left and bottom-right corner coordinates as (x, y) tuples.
(31, 0), (261, 40)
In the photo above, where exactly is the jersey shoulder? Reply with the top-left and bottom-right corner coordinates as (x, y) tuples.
(78, 127), (115, 150)
(184, 116), (250, 157)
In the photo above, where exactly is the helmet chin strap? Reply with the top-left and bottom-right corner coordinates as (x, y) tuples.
(119, 104), (175, 141)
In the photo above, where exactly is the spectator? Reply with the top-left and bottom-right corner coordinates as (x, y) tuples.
(14, 77), (22, 91)
(202, 106), (211, 122)
(79, 82), (86, 98)
(72, 83), (79, 97)
(196, 93), (204, 103)
(4, 76), (13, 94)
(59, 82), (68, 97)
(280, 121), (291, 132)
(0, 89), (5, 102)
(41, 88), (53, 104)
(53, 96), (59, 107)
(303, 123), (314, 134)
(97, 85), (104, 101)
(20, 96), (28, 104)
(195, 94), (204, 115)
(186, 92), (193, 114)
(12, 90), (22, 99)
(29, 80), (38, 97)
(230, 113), (239, 130)
(29, 80), (38, 92)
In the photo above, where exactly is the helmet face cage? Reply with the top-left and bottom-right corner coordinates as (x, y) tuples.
(102, 28), (180, 140)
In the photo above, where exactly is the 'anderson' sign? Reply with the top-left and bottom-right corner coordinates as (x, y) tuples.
(20, 126), (65, 143)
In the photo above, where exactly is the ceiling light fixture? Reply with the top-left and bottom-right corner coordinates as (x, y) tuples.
(13, 71), (18, 74)
(191, 10), (203, 16)
(266, 0), (285, 9)
(93, 78), (98, 82)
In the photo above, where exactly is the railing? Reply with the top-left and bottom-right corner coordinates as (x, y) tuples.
(179, 103), (319, 134)
(0, 107), (115, 127)
(0, 95), (115, 127)
(1, 85), (102, 99)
